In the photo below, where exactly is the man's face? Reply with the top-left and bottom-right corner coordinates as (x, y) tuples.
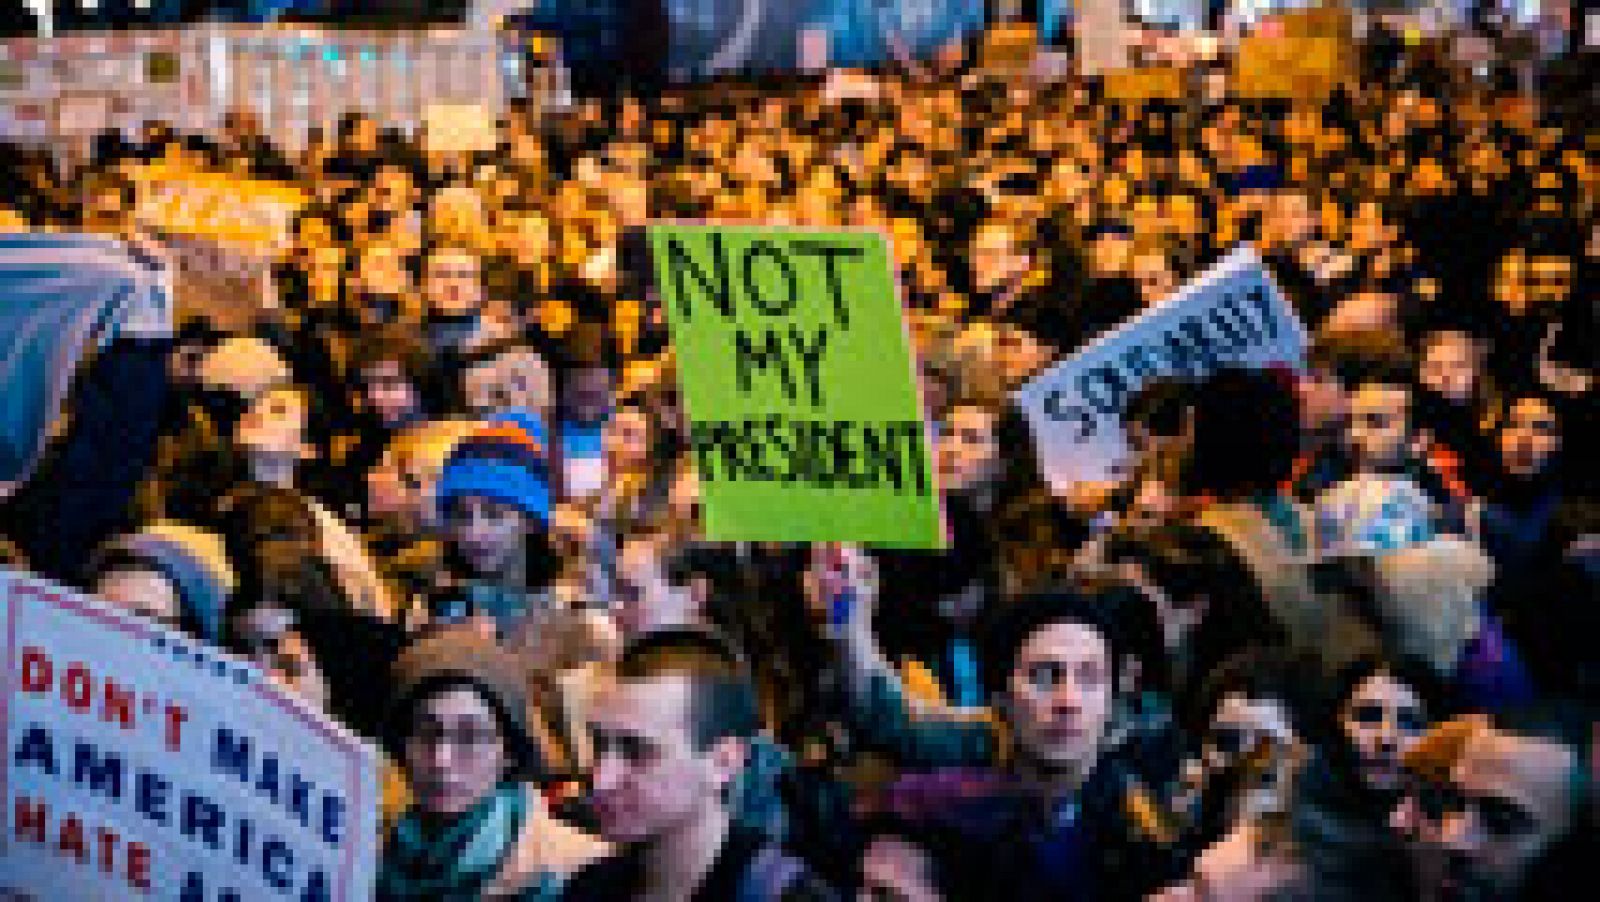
(859, 836), (943, 902)
(1420, 334), (1479, 404)
(1347, 384), (1412, 471)
(424, 250), (484, 317)
(612, 540), (702, 641)
(1089, 233), (1134, 278)
(1397, 728), (1576, 900)
(360, 360), (419, 429)
(970, 224), (1029, 295)
(937, 406), (1000, 494)
(587, 675), (740, 845)
(373, 166), (414, 212)
(1005, 622), (1114, 776)
(236, 388), (310, 461)
(1499, 397), (1560, 478)
(1342, 673), (1428, 794)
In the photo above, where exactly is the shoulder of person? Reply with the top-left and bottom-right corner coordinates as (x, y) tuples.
(484, 785), (611, 896)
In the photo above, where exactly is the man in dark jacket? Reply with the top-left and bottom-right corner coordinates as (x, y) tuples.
(835, 566), (1189, 900)
(564, 630), (838, 901)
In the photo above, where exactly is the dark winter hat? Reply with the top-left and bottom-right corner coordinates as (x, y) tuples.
(387, 627), (543, 778)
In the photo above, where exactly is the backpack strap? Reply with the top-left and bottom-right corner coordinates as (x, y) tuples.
(737, 844), (807, 902)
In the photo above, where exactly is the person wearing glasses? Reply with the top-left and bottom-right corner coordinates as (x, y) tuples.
(378, 627), (606, 901)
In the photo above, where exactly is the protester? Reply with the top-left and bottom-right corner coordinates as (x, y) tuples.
(89, 520), (235, 642)
(380, 627), (607, 900)
(0, 14), (1592, 900)
(565, 630), (839, 900)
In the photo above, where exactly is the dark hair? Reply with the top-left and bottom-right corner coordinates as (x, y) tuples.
(1307, 329), (1416, 388)
(1125, 378), (1194, 438)
(616, 628), (762, 749)
(1184, 368), (1301, 500)
(1185, 647), (1321, 741)
(349, 326), (430, 390)
(1098, 578), (1174, 697)
(1325, 654), (1453, 749)
(391, 673), (539, 780)
(978, 589), (1124, 699)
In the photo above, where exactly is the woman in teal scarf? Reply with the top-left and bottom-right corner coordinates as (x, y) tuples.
(379, 628), (609, 900)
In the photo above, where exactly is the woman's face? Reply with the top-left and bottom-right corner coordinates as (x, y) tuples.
(938, 406), (1000, 494)
(604, 407), (653, 475)
(443, 495), (529, 578)
(1498, 397), (1560, 479)
(236, 607), (329, 712)
(404, 688), (508, 816)
(95, 568), (181, 628)
(236, 388), (309, 462)
(1340, 672), (1427, 793)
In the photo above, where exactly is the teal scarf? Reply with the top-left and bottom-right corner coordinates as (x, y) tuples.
(378, 783), (527, 901)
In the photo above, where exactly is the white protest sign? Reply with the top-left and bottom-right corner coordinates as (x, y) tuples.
(0, 569), (379, 902)
(1015, 246), (1308, 489)
(423, 101), (498, 155)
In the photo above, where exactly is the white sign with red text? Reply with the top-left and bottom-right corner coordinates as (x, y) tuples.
(0, 569), (378, 902)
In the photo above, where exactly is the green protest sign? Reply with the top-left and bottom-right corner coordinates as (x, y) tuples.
(647, 224), (944, 548)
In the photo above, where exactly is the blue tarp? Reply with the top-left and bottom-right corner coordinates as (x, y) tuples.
(0, 233), (168, 498)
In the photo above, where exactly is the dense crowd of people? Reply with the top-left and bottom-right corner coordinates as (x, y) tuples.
(1, 22), (1596, 900)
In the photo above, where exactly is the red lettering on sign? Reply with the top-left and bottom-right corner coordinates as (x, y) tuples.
(164, 703), (188, 752)
(14, 797), (48, 844)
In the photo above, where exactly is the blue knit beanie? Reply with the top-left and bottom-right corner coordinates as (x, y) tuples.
(436, 409), (551, 525)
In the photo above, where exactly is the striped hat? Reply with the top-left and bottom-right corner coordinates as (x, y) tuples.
(436, 410), (551, 525)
